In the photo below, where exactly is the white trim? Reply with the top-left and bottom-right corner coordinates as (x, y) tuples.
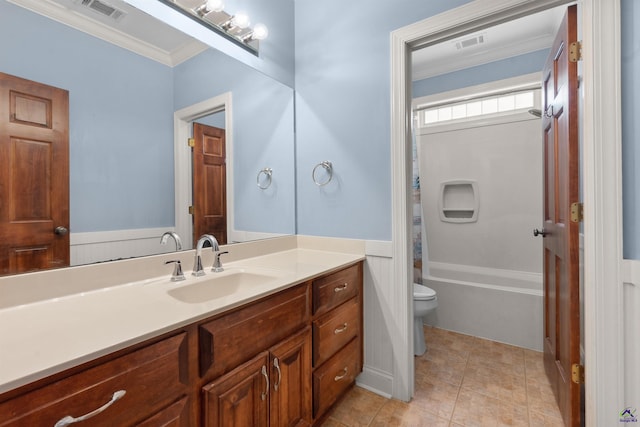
(174, 93), (234, 250)
(582, 0), (625, 424)
(7, 0), (206, 67)
(391, 0), (602, 405)
(70, 227), (172, 245)
(356, 366), (393, 399)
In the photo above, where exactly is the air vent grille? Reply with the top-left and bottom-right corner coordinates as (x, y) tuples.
(455, 35), (484, 50)
(80, 0), (125, 21)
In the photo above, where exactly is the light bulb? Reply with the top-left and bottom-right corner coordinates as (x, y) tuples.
(205, 0), (224, 12)
(252, 23), (268, 40)
(231, 13), (250, 29)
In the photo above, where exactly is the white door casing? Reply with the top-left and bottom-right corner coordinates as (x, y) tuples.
(391, 1), (624, 425)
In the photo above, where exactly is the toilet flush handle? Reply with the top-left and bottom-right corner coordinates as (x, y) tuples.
(533, 228), (548, 237)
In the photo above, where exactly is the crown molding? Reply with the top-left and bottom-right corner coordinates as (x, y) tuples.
(7, 0), (206, 67)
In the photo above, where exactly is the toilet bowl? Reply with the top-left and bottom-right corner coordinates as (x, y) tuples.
(413, 283), (437, 356)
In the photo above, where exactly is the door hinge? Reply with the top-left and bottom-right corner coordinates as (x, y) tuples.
(569, 41), (582, 62)
(570, 202), (583, 223)
(187, 138), (195, 147)
(571, 363), (584, 384)
(188, 205), (194, 215)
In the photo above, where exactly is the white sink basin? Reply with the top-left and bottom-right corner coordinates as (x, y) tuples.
(167, 270), (281, 303)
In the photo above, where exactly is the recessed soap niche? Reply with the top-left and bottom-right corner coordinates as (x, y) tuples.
(438, 180), (478, 223)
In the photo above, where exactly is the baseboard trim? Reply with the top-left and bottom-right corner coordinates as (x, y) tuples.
(356, 365), (393, 399)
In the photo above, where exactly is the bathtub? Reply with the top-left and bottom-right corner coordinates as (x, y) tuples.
(421, 261), (543, 351)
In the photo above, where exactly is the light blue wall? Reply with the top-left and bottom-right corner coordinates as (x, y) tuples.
(412, 49), (549, 98)
(622, 0), (640, 259)
(173, 49), (296, 235)
(124, 0), (295, 88)
(0, 1), (175, 233)
(294, 0), (472, 240)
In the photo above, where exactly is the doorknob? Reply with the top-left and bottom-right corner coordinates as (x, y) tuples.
(533, 228), (548, 237)
(54, 226), (69, 236)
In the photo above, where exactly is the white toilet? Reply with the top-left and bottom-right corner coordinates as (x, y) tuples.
(413, 283), (438, 356)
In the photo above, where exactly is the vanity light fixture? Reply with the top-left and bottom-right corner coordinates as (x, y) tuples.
(161, 0), (268, 54)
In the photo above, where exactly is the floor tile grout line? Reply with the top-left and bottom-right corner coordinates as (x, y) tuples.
(447, 331), (472, 426)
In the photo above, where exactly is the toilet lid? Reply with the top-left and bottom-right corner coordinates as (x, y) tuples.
(413, 283), (436, 301)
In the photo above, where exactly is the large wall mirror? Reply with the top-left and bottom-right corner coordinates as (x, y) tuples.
(0, 0), (296, 275)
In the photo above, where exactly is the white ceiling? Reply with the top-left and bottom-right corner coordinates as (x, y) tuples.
(411, 6), (567, 81)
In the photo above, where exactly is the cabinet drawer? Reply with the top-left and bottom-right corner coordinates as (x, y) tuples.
(0, 333), (188, 427)
(312, 264), (360, 316)
(137, 396), (190, 427)
(312, 338), (360, 418)
(313, 297), (359, 367)
(199, 283), (310, 379)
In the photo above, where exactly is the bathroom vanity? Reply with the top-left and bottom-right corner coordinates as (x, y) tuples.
(0, 239), (364, 426)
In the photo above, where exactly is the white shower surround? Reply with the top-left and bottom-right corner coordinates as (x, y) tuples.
(415, 94), (544, 350)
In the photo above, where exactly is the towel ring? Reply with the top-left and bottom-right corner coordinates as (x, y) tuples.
(312, 161), (333, 186)
(256, 167), (273, 189)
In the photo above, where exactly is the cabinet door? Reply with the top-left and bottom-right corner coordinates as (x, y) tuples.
(269, 328), (312, 427)
(202, 352), (269, 427)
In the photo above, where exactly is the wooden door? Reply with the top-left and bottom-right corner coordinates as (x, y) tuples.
(192, 122), (227, 246)
(269, 328), (312, 427)
(540, 5), (581, 426)
(202, 352), (269, 427)
(0, 72), (69, 275)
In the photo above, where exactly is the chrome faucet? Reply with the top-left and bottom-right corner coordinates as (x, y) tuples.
(213, 251), (229, 273)
(160, 231), (183, 251)
(192, 234), (219, 277)
(164, 260), (185, 282)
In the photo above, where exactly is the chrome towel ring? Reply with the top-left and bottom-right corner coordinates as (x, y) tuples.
(312, 161), (333, 186)
(257, 167), (273, 189)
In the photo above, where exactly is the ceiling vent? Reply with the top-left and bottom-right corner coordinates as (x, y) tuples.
(455, 35), (485, 50)
(78, 0), (126, 21)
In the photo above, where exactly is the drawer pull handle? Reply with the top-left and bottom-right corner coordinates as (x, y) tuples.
(334, 283), (348, 293)
(54, 390), (126, 427)
(334, 367), (348, 382)
(334, 323), (348, 334)
(273, 357), (282, 391)
(261, 365), (269, 401)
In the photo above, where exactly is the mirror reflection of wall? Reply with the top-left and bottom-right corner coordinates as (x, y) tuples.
(0, 0), (295, 270)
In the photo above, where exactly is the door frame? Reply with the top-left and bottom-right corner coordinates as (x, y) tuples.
(390, 0), (624, 424)
(173, 92), (234, 250)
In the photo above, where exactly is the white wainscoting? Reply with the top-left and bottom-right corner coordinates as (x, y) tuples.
(357, 240), (395, 398)
(70, 227), (176, 266)
(621, 260), (640, 410)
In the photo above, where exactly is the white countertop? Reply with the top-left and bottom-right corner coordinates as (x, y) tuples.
(0, 247), (364, 394)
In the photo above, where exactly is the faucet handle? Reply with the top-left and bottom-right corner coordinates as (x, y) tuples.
(212, 251), (229, 273)
(165, 260), (186, 282)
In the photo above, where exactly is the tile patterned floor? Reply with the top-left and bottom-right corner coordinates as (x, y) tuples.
(320, 326), (565, 427)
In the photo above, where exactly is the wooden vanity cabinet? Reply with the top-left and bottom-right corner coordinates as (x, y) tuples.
(0, 333), (191, 427)
(311, 263), (363, 423)
(202, 328), (312, 427)
(0, 261), (363, 427)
